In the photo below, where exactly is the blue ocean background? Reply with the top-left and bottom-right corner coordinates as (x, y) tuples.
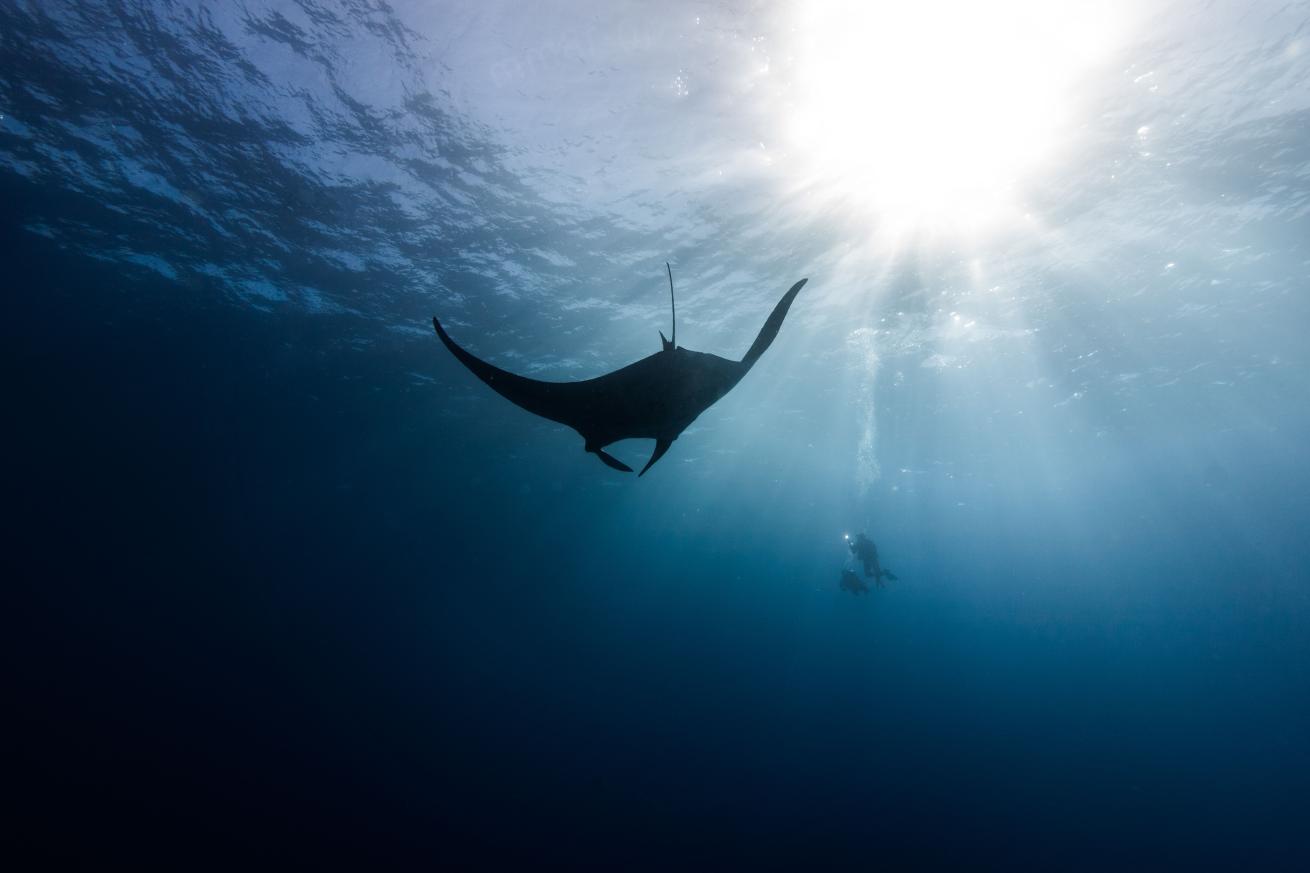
(7, 1), (1309, 866)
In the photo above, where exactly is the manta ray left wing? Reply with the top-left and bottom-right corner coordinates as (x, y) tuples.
(433, 317), (637, 472)
(432, 318), (590, 428)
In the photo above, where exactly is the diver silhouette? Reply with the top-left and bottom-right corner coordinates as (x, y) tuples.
(839, 569), (870, 595)
(847, 532), (898, 586)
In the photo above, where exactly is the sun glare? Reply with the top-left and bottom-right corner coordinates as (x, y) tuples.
(784, 0), (1123, 236)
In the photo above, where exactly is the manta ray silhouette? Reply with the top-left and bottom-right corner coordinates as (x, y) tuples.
(432, 267), (807, 476)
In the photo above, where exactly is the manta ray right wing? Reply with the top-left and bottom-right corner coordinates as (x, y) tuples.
(740, 278), (807, 369)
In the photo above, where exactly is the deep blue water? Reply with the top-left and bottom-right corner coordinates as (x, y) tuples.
(7, 1), (1310, 867)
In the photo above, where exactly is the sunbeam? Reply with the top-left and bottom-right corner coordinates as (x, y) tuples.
(783, 0), (1128, 237)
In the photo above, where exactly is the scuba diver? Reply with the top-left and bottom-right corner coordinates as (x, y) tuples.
(839, 569), (870, 595)
(846, 532), (898, 586)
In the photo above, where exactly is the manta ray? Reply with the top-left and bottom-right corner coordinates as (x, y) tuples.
(432, 266), (807, 476)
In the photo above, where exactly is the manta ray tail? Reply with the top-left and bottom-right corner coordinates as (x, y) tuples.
(741, 278), (808, 369)
(638, 438), (673, 477)
(665, 262), (677, 350)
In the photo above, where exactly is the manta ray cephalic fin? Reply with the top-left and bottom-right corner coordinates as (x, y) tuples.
(591, 446), (633, 473)
(638, 438), (673, 477)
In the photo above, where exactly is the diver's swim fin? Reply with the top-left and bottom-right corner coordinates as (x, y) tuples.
(591, 446), (633, 473)
(638, 438), (673, 477)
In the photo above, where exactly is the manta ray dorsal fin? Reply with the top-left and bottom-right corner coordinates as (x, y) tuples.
(659, 330), (674, 352)
(638, 438), (673, 477)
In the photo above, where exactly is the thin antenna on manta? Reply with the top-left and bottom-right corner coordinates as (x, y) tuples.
(666, 261), (676, 349)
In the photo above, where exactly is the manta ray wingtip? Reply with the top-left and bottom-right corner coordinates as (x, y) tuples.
(432, 317), (457, 346)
